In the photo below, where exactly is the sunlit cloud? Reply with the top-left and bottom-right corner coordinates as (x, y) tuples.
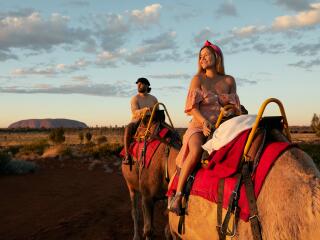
(130, 3), (162, 27)
(272, 3), (320, 30)
(0, 12), (91, 52)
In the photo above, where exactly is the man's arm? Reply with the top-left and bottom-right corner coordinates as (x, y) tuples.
(131, 96), (148, 119)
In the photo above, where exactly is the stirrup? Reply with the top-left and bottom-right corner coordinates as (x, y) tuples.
(122, 154), (131, 165)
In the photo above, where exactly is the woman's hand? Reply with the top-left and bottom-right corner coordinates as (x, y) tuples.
(202, 119), (213, 136)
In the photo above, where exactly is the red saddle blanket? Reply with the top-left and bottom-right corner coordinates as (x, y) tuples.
(120, 127), (169, 168)
(167, 129), (291, 221)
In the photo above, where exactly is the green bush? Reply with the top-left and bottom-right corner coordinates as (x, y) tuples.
(85, 132), (92, 143)
(311, 114), (320, 137)
(0, 151), (37, 175)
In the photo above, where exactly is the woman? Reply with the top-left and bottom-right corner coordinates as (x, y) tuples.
(168, 40), (241, 214)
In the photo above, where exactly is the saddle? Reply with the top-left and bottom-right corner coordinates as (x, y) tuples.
(177, 95), (293, 240)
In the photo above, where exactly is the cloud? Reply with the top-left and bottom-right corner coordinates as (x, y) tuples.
(236, 78), (258, 86)
(288, 57), (320, 69)
(0, 12), (91, 53)
(193, 28), (215, 46)
(0, 50), (18, 61)
(290, 41), (320, 55)
(274, 0), (311, 11)
(215, 1), (238, 17)
(252, 42), (285, 54)
(130, 3), (162, 27)
(65, 1), (90, 7)
(272, 3), (320, 30)
(71, 75), (90, 84)
(11, 58), (90, 76)
(0, 83), (135, 97)
(124, 31), (178, 65)
(0, 8), (35, 18)
(148, 73), (192, 80)
(95, 13), (130, 51)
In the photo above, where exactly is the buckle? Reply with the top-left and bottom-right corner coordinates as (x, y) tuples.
(249, 214), (260, 221)
(187, 174), (195, 182)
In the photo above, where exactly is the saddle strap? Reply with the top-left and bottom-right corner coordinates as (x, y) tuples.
(242, 164), (263, 240)
(178, 166), (198, 235)
(216, 178), (225, 240)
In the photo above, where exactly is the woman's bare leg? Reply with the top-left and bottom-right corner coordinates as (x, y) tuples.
(169, 132), (204, 213)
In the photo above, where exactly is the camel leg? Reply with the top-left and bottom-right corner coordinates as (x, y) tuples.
(165, 223), (174, 240)
(129, 188), (141, 240)
(142, 196), (154, 239)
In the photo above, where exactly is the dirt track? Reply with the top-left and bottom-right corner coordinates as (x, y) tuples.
(0, 158), (167, 240)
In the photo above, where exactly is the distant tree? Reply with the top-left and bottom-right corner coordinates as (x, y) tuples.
(78, 132), (84, 144)
(85, 132), (92, 143)
(49, 128), (65, 144)
(311, 113), (320, 137)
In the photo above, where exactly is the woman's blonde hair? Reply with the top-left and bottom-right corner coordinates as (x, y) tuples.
(197, 45), (225, 76)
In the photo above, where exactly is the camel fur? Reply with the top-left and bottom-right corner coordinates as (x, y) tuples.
(169, 147), (320, 240)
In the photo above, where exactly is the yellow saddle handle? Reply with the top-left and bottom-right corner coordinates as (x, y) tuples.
(135, 102), (175, 141)
(243, 98), (291, 162)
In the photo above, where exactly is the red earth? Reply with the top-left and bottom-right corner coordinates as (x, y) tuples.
(0, 158), (168, 240)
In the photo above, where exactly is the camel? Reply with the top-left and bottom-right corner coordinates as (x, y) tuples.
(168, 141), (320, 239)
(122, 110), (180, 240)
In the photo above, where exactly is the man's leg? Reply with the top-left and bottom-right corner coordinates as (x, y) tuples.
(123, 122), (136, 164)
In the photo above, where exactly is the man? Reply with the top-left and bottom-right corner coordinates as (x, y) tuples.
(123, 77), (158, 164)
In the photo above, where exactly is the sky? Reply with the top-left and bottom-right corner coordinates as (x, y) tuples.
(0, 0), (319, 128)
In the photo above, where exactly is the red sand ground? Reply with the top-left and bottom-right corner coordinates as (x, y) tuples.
(0, 158), (167, 240)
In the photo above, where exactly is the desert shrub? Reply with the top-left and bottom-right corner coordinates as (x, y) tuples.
(6, 145), (22, 156)
(95, 143), (122, 157)
(49, 128), (65, 144)
(21, 139), (50, 155)
(0, 151), (37, 175)
(0, 151), (11, 169)
(299, 143), (320, 168)
(96, 135), (107, 145)
(311, 114), (320, 137)
(85, 132), (92, 143)
(60, 146), (73, 158)
(78, 132), (84, 144)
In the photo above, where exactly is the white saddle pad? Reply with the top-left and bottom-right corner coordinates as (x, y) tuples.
(202, 114), (257, 154)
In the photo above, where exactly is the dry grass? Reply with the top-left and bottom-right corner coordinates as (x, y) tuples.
(0, 129), (124, 147)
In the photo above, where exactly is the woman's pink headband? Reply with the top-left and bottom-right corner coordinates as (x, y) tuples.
(203, 40), (223, 58)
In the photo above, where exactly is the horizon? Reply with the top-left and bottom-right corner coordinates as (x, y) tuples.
(1, 0), (320, 128)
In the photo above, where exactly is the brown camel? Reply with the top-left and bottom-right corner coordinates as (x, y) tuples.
(169, 144), (320, 239)
(122, 120), (180, 240)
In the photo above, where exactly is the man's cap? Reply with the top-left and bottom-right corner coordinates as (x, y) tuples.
(136, 77), (150, 86)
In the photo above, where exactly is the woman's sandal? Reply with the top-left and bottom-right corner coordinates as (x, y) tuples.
(167, 192), (183, 216)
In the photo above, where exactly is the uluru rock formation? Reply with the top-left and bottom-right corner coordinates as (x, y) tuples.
(8, 119), (88, 129)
